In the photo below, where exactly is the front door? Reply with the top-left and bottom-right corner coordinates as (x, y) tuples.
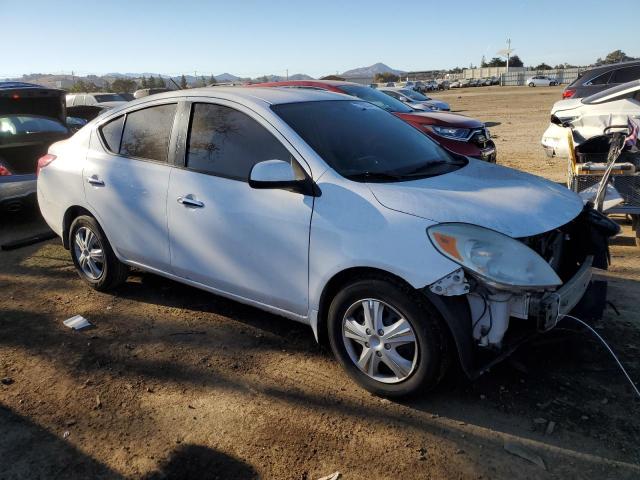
(167, 101), (313, 316)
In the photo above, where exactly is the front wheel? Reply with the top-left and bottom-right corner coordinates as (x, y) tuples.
(69, 215), (129, 291)
(327, 276), (446, 397)
(528, 82), (535, 87)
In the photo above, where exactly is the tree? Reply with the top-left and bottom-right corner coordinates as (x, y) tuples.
(508, 55), (524, 67)
(481, 55), (487, 68)
(111, 78), (138, 93)
(448, 67), (463, 74)
(373, 72), (399, 83)
(140, 76), (148, 89)
(320, 75), (345, 81)
(208, 75), (217, 85)
(485, 57), (506, 67)
(69, 80), (87, 93)
(179, 74), (188, 89)
(149, 75), (158, 88)
(597, 49), (634, 65)
(533, 63), (552, 70)
(157, 76), (166, 88)
(199, 76), (207, 87)
(102, 80), (111, 92)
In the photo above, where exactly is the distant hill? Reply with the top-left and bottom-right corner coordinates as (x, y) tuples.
(340, 62), (405, 78)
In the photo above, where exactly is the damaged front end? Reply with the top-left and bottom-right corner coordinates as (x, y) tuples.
(424, 205), (619, 377)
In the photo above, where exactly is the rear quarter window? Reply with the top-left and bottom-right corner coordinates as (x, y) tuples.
(99, 115), (124, 153)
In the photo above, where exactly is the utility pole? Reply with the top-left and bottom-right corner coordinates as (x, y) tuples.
(506, 38), (511, 72)
(286, 69), (289, 81)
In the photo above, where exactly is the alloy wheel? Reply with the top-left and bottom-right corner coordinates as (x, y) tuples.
(342, 298), (419, 384)
(73, 226), (105, 280)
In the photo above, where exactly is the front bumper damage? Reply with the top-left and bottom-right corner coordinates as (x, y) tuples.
(424, 206), (616, 379)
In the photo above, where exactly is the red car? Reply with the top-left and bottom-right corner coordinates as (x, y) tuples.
(251, 80), (496, 162)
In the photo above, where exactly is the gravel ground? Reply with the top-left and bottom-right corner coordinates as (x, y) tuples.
(1, 86), (639, 480)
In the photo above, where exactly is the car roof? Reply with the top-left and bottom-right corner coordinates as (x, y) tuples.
(0, 81), (62, 92)
(250, 79), (363, 89)
(109, 86), (351, 112)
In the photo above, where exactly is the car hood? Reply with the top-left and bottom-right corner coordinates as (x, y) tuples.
(368, 159), (583, 238)
(396, 111), (483, 128)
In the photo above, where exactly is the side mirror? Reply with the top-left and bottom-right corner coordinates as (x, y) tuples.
(249, 159), (320, 196)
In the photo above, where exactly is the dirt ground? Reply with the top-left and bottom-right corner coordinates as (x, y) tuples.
(1, 86), (639, 480)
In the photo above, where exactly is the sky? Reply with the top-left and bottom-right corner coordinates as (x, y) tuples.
(2, 0), (638, 79)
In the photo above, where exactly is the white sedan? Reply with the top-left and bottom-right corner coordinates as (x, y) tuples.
(526, 75), (558, 87)
(542, 79), (640, 157)
(38, 87), (604, 397)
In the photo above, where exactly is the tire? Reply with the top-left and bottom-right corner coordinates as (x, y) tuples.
(528, 82), (535, 87)
(327, 275), (446, 398)
(69, 215), (129, 291)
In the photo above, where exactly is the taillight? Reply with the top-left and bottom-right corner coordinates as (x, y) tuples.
(0, 163), (11, 176)
(562, 89), (576, 99)
(36, 154), (57, 176)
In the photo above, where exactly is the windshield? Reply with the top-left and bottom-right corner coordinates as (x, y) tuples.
(0, 115), (68, 136)
(93, 94), (126, 103)
(400, 89), (430, 101)
(272, 100), (465, 181)
(339, 84), (413, 113)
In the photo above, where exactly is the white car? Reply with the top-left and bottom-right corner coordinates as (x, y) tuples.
(379, 88), (450, 111)
(542, 80), (640, 157)
(526, 75), (558, 87)
(38, 87), (607, 397)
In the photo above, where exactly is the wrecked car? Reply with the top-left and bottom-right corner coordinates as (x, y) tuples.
(542, 79), (640, 158)
(0, 82), (71, 212)
(37, 87), (614, 397)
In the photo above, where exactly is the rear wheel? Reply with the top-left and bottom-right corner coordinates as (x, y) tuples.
(327, 276), (446, 398)
(69, 215), (129, 291)
(528, 82), (535, 87)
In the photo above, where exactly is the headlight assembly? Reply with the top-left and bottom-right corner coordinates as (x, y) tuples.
(430, 126), (470, 140)
(427, 223), (562, 290)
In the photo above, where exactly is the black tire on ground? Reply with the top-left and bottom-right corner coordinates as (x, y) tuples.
(327, 275), (447, 398)
(528, 82), (535, 87)
(69, 215), (129, 291)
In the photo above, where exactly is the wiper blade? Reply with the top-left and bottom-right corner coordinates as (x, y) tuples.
(343, 171), (405, 182)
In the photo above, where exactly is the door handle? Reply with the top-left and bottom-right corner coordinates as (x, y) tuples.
(87, 175), (105, 187)
(177, 195), (204, 208)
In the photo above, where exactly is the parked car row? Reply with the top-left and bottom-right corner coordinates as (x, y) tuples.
(251, 80), (495, 162)
(450, 77), (499, 88)
(37, 86), (611, 397)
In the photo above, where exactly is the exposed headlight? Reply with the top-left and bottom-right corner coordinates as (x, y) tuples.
(430, 126), (471, 140)
(427, 223), (562, 290)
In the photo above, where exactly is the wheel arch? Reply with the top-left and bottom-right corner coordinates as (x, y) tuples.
(316, 266), (475, 378)
(62, 205), (95, 249)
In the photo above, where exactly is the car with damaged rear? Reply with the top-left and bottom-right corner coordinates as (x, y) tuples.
(0, 82), (71, 212)
(38, 87), (615, 397)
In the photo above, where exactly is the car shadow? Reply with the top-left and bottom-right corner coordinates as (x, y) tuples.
(142, 443), (258, 480)
(0, 403), (123, 479)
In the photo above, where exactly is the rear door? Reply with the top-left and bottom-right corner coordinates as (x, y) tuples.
(166, 99), (313, 316)
(83, 102), (178, 271)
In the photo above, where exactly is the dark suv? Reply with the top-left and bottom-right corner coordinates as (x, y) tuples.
(563, 61), (640, 99)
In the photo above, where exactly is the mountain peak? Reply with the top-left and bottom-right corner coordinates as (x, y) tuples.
(340, 62), (406, 78)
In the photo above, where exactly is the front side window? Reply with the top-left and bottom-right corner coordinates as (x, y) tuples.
(94, 94), (127, 103)
(120, 104), (176, 162)
(611, 66), (640, 84)
(273, 100), (465, 182)
(186, 103), (292, 180)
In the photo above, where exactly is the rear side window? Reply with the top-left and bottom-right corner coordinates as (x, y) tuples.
(588, 71), (612, 85)
(186, 103), (292, 180)
(611, 66), (640, 84)
(99, 115), (124, 153)
(120, 104), (177, 162)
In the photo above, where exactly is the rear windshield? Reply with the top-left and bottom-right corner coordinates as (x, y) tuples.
(339, 84), (414, 113)
(93, 94), (127, 103)
(272, 100), (464, 181)
(0, 115), (67, 136)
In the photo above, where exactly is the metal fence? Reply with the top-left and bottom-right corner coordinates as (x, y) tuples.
(500, 67), (584, 86)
